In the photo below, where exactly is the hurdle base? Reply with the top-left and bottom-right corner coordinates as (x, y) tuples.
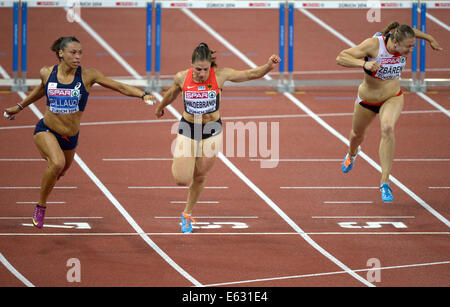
(287, 79), (295, 93)
(409, 80), (419, 93)
(276, 79), (286, 93)
(418, 82), (427, 93)
(145, 78), (154, 92)
(11, 79), (28, 93)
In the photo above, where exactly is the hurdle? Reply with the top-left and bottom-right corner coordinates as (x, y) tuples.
(2, 1), (449, 93)
(419, 1), (427, 93)
(410, 1), (428, 93)
(277, 2), (295, 93)
(145, 1), (162, 92)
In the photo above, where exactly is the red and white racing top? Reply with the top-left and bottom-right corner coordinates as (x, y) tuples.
(182, 67), (221, 115)
(364, 32), (407, 80)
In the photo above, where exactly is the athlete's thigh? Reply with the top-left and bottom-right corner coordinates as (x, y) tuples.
(193, 134), (222, 176)
(352, 100), (378, 135)
(201, 133), (222, 159)
(33, 131), (65, 164)
(62, 149), (76, 170)
(172, 134), (197, 181)
(379, 94), (404, 127)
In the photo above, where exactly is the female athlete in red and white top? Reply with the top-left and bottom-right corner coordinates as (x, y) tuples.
(336, 21), (442, 202)
(155, 42), (280, 233)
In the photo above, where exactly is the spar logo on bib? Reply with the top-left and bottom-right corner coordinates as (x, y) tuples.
(380, 57), (401, 64)
(48, 88), (80, 97)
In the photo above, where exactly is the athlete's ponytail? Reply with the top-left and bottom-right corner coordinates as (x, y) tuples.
(382, 22), (415, 42)
(50, 36), (81, 60)
(191, 42), (217, 68)
(381, 21), (400, 35)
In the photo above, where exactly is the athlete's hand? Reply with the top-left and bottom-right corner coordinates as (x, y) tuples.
(364, 61), (380, 72)
(155, 107), (164, 118)
(3, 105), (21, 120)
(430, 40), (443, 51)
(267, 55), (281, 68)
(143, 94), (157, 106)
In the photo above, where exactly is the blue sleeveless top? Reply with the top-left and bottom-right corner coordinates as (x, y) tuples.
(45, 65), (89, 113)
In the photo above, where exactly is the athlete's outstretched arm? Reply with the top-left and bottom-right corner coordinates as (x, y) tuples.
(412, 28), (443, 50)
(4, 66), (49, 119)
(88, 68), (155, 104)
(221, 54), (281, 83)
(155, 71), (184, 118)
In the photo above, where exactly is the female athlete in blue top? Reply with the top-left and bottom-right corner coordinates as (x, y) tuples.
(4, 36), (156, 228)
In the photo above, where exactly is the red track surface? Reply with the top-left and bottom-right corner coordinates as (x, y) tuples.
(0, 6), (449, 289)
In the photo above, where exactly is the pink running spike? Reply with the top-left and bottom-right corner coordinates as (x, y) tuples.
(32, 205), (46, 229)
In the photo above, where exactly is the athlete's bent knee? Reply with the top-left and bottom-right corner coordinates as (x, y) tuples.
(192, 175), (207, 186)
(48, 159), (65, 177)
(381, 124), (394, 138)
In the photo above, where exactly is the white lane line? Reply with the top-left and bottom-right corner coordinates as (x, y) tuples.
(0, 232), (449, 237)
(298, 8), (356, 47)
(394, 159), (450, 162)
(426, 12), (450, 31)
(323, 201), (373, 204)
(203, 260), (450, 287)
(0, 110), (444, 132)
(169, 201), (220, 204)
(429, 187), (450, 189)
(154, 216), (258, 219)
(0, 217), (102, 220)
(0, 186), (76, 189)
(128, 186), (228, 189)
(281, 186), (379, 189)
(0, 159), (46, 162)
(416, 92), (450, 117)
(0, 252), (35, 287)
(251, 158), (341, 162)
(103, 158), (172, 161)
(311, 216), (415, 219)
(16, 201), (66, 204)
(251, 158), (450, 163)
(421, 8), (450, 32)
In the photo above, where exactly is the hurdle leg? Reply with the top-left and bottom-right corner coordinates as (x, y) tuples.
(145, 1), (154, 92)
(20, 0), (28, 92)
(276, 2), (286, 93)
(11, 1), (20, 92)
(287, 2), (295, 93)
(154, 2), (162, 92)
(410, 2), (418, 93)
(419, 2), (427, 93)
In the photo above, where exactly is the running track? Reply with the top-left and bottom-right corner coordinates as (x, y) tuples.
(0, 6), (449, 288)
